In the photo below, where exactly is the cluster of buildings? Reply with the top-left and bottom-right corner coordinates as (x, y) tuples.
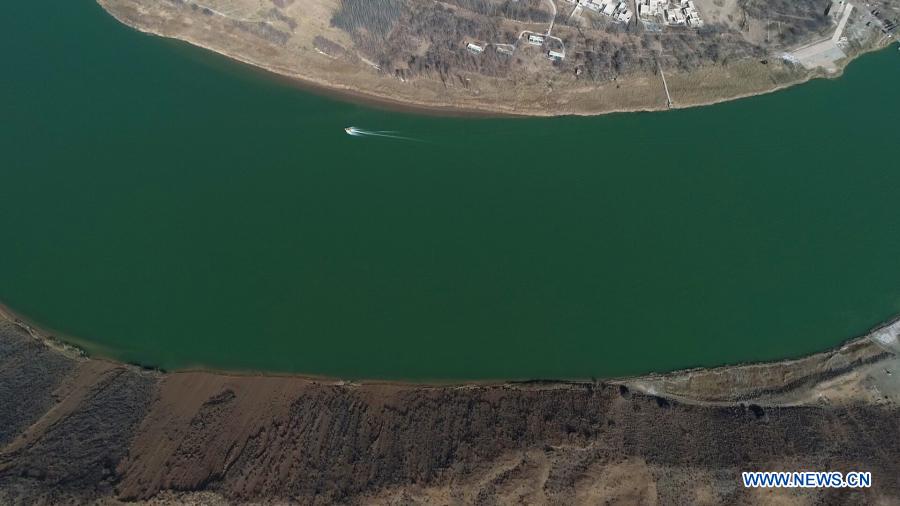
(465, 0), (706, 64)
(466, 36), (565, 61)
(638, 0), (704, 27)
(636, 0), (665, 18)
(571, 0), (634, 24)
(527, 34), (567, 60)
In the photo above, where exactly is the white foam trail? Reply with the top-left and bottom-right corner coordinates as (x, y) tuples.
(346, 127), (418, 142)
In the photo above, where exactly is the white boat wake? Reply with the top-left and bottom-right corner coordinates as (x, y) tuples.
(344, 127), (418, 141)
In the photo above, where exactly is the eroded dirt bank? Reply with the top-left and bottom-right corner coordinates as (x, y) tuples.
(1, 314), (899, 504)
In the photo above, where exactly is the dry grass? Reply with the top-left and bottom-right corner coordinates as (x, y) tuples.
(95, 0), (887, 116)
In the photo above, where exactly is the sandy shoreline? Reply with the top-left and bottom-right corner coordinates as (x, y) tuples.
(5, 4), (900, 503)
(2, 297), (897, 389)
(4, 2), (890, 384)
(95, 0), (893, 119)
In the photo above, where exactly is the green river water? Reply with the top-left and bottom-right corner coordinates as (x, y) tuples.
(2, 1), (900, 380)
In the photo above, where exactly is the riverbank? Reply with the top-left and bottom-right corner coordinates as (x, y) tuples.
(4, 279), (900, 390)
(95, 0), (893, 118)
(1, 309), (899, 504)
(2, 298), (899, 390)
(8, 0), (900, 397)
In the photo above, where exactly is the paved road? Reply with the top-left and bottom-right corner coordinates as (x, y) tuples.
(832, 3), (854, 43)
(546, 0), (557, 35)
(790, 2), (854, 70)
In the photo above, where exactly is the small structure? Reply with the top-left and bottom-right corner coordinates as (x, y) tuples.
(548, 50), (566, 60)
(528, 34), (545, 45)
(615, 8), (633, 23)
(579, 0), (632, 24)
(635, 0), (704, 26)
(637, 0), (666, 18)
(658, 0), (703, 26)
(665, 7), (686, 24)
(681, 0), (703, 27)
(466, 42), (485, 54)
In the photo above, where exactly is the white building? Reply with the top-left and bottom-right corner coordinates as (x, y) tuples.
(615, 8), (633, 23)
(466, 42), (484, 54)
(579, 0), (634, 24)
(636, 0), (704, 26)
(637, 0), (666, 18)
(682, 0), (704, 27)
(665, 7), (686, 24)
(655, 0), (703, 26)
(548, 50), (566, 60)
(686, 11), (703, 26)
(528, 34), (545, 45)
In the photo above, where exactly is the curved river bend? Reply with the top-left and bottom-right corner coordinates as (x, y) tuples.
(2, 1), (900, 379)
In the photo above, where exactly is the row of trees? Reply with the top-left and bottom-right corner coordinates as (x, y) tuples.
(329, 0), (772, 84)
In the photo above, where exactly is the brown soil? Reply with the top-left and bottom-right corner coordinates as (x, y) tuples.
(94, 0), (894, 117)
(2, 310), (899, 504)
